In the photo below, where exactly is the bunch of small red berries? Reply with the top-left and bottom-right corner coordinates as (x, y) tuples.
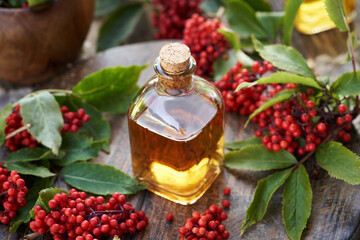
(178, 205), (229, 240)
(30, 189), (147, 240)
(254, 89), (354, 155)
(183, 14), (230, 78)
(60, 106), (90, 133)
(214, 61), (276, 114)
(0, 167), (27, 224)
(4, 105), (40, 152)
(151, 0), (202, 39)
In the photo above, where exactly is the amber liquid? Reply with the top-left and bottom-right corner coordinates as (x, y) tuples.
(128, 91), (224, 205)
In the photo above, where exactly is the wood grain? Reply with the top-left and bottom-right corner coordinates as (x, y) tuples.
(0, 0), (94, 85)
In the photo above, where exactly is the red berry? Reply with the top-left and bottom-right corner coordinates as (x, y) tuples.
(166, 213), (174, 222)
(222, 200), (230, 208)
(316, 122), (327, 134)
(338, 104), (347, 113)
(223, 187), (231, 195)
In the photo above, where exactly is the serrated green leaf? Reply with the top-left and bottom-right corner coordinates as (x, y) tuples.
(236, 72), (321, 92)
(325, 0), (349, 32)
(5, 162), (55, 178)
(30, 188), (68, 217)
(20, 92), (63, 155)
(225, 145), (297, 171)
(97, 2), (143, 51)
(331, 71), (360, 96)
(61, 162), (147, 195)
(200, 0), (223, 13)
(243, 0), (271, 11)
(55, 95), (111, 151)
(256, 11), (284, 40)
(219, 28), (241, 51)
(242, 168), (292, 232)
(7, 147), (53, 163)
(0, 103), (13, 146)
(316, 141), (360, 185)
(9, 178), (50, 233)
(282, 0), (303, 45)
(72, 65), (147, 114)
(225, 137), (262, 150)
(28, 0), (51, 7)
(282, 164), (312, 240)
(245, 89), (295, 126)
(213, 52), (237, 82)
(252, 38), (316, 79)
(95, 0), (124, 17)
(52, 132), (101, 166)
(225, 0), (268, 38)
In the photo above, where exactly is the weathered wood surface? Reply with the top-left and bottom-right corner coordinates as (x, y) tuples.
(0, 39), (360, 240)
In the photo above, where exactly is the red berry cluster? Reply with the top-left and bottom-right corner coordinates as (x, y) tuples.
(30, 189), (147, 240)
(5, 105), (40, 152)
(0, 168), (27, 224)
(183, 14), (230, 78)
(178, 205), (229, 240)
(152, 0), (202, 39)
(60, 106), (90, 133)
(214, 61), (276, 114)
(254, 90), (353, 155)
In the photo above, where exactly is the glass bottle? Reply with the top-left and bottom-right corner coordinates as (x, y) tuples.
(127, 43), (225, 205)
(294, 0), (356, 35)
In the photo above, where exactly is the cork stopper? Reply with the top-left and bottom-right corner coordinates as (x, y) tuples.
(159, 43), (191, 74)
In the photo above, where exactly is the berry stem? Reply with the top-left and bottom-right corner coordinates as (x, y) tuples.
(21, 232), (43, 240)
(5, 124), (32, 140)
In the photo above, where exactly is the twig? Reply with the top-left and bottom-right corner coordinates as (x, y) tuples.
(5, 124), (32, 139)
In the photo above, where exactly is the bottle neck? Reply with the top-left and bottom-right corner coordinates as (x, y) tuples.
(154, 56), (196, 95)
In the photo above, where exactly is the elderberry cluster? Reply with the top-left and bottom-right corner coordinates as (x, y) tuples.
(214, 61), (275, 114)
(152, 0), (202, 39)
(0, 167), (27, 224)
(60, 106), (90, 133)
(178, 205), (229, 240)
(254, 90), (353, 155)
(183, 14), (230, 78)
(30, 189), (147, 240)
(5, 105), (40, 152)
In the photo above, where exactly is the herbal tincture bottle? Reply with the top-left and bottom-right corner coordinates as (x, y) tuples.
(128, 43), (224, 205)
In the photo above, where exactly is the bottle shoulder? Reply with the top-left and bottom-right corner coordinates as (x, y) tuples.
(128, 77), (224, 140)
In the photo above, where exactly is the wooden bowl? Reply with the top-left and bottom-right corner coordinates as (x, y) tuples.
(0, 0), (94, 85)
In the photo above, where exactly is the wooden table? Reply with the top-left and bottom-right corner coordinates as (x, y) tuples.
(1, 37), (360, 239)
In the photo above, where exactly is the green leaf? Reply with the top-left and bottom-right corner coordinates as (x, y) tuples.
(27, 0), (51, 7)
(324, 0), (349, 32)
(52, 132), (101, 166)
(61, 162), (147, 195)
(224, 0), (268, 38)
(252, 38), (316, 79)
(236, 72), (321, 92)
(97, 2), (143, 51)
(245, 89), (295, 126)
(225, 137), (262, 150)
(317, 76), (330, 85)
(213, 52), (237, 81)
(242, 168), (292, 232)
(0, 103), (13, 146)
(7, 0), (26, 7)
(200, 0), (223, 13)
(5, 162), (55, 178)
(243, 0), (271, 11)
(72, 65), (147, 114)
(20, 91), (63, 155)
(225, 145), (297, 171)
(95, 0), (124, 17)
(55, 95), (111, 151)
(219, 28), (241, 51)
(256, 12), (284, 40)
(7, 147), (53, 163)
(331, 71), (360, 96)
(235, 50), (254, 67)
(282, 0), (303, 45)
(30, 188), (68, 217)
(9, 178), (50, 233)
(282, 164), (312, 240)
(316, 141), (360, 185)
